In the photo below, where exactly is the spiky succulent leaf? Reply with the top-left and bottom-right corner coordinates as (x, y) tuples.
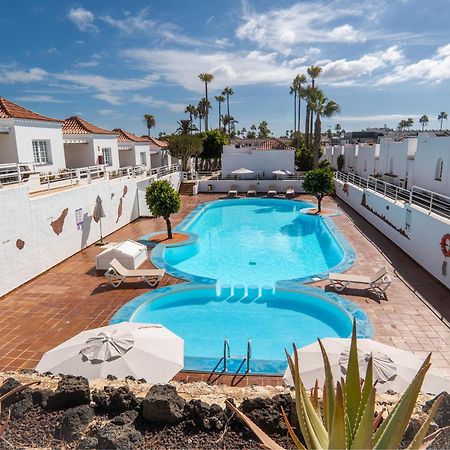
(319, 338), (335, 432)
(407, 395), (443, 450)
(356, 355), (374, 432)
(346, 320), (361, 436)
(351, 387), (375, 449)
(282, 407), (306, 449)
(373, 354), (432, 450)
(328, 382), (346, 450)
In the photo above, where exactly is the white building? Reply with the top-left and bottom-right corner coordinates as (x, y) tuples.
(143, 136), (170, 168)
(354, 143), (380, 178)
(221, 138), (295, 178)
(63, 116), (119, 169)
(0, 97), (66, 172)
(378, 137), (417, 188)
(412, 133), (450, 195)
(342, 144), (358, 173)
(115, 129), (152, 168)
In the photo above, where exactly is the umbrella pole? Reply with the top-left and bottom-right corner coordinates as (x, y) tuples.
(96, 219), (106, 246)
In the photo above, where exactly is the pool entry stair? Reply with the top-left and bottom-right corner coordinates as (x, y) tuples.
(213, 338), (252, 375)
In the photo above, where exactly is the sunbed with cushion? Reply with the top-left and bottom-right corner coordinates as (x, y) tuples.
(285, 186), (295, 198)
(328, 267), (391, 299)
(267, 185), (277, 197)
(228, 185), (238, 197)
(247, 185), (257, 196)
(105, 259), (165, 288)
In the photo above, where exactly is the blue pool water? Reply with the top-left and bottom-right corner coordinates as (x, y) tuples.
(157, 198), (345, 286)
(112, 284), (373, 374)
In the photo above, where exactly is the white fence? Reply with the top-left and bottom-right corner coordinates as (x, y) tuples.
(335, 171), (450, 219)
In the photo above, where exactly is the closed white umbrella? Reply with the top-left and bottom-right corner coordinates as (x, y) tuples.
(232, 168), (254, 180)
(36, 323), (184, 383)
(284, 338), (450, 394)
(93, 195), (106, 245)
(272, 169), (288, 179)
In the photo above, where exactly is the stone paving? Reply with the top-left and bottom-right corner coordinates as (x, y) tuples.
(1, 193), (449, 386)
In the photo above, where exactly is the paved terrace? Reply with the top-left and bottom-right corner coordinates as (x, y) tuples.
(1, 193), (449, 387)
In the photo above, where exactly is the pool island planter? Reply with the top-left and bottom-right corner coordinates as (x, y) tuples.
(147, 198), (356, 286)
(110, 283), (373, 375)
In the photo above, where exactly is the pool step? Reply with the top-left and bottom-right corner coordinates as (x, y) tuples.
(179, 181), (196, 196)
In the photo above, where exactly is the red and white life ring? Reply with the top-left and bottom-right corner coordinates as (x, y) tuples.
(343, 183), (348, 194)
(440, 234), (450, 258)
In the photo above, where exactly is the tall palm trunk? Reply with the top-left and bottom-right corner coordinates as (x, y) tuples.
(204, 82), (209, 131)
(313, 114), (322, 169)
(218, 102), (221, 129)
(305, 104), (310, 145)
(226, 95), (230, 134)
(297, 96), (301, 135)
(293, 92), (297, 133)
(199, 117), (202, 133)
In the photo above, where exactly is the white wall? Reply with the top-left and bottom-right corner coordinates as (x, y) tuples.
(355, 144), (379, 178)
(343, 144), (357, 172)
(412, 134), (450, 195)
(222, 146), (295, 177)
(0, 171), (181, 297)
(118, 148), (136, 168)
(335, 179), (450, 289)
(198, 179), (303, 193)
(0, 119), (66, 172)
(92, 137), (120, 170)
(64, 143), (95, 168)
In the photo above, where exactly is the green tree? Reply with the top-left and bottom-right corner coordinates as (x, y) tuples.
(419, 114), (429, 131)
(305, 65), (323, 146)
(335, 123), (342, 136)
(145, 180), (180, 239)
(197, 98), (211, 133)
(295, 145), (313, 171)
(258, 120), (271, 138)
(214, 95), (225, 129)
(247, 124), (257, 139)
(438, 111), (448, 130)
(303, 168), (334, 212)
(144, 114), (155, 136)
(222, 86), (234, 134)
(167, 134), (203, 172)
(176, 119), (197, 135)
(199, 129), (228, 170)
(185, 104), (198, 122)
(198, 73), (214, 130)
(337, 153), (345, 171)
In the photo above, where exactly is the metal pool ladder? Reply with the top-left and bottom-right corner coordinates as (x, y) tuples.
(221, 338), (252, 374)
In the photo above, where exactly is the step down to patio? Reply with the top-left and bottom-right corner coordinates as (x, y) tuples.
(179, 181), (196, 196)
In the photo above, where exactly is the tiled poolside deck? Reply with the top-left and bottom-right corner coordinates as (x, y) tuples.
(1, 193), (449, 386)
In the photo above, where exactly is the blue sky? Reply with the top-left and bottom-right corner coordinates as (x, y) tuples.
(2, 0), (450, 136)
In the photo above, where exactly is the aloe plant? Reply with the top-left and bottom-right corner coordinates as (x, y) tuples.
(228, 321), (443, 449)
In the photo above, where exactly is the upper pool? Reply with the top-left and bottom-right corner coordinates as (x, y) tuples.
(151, 198), (353, 286)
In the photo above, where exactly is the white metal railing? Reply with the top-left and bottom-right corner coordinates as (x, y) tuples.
(203, 171), (306, 181)
(0, 162), (181, 194)
(335, 171), (450, 219)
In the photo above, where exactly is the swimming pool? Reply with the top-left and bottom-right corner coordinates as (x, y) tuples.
(151, 198), (354, 286)
(111, 284), (373, 374)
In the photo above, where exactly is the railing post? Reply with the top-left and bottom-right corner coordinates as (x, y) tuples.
(17, 164), (22, 185)
(384, 183), (387, 197)
(429, 192), (433, 214)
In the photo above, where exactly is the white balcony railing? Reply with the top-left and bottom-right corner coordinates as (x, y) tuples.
(335, 171), (450, 219)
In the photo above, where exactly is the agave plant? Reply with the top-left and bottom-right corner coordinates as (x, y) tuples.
(228, 321), (443, 449)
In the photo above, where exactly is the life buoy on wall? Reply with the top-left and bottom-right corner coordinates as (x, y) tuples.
(440, 234), (450, 257)
(343, 183), (348, 194)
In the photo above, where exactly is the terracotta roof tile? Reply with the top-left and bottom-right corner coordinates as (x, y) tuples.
(255, 138), (295, 150)
(62, 116), (117, 135)
(141, 135), (168, 148)
(114, 128), (151, 143)
(0, 97), (63, 122)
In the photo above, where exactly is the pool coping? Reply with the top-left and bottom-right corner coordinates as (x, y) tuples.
(148, 197), (356, 286)
(110, 282), (374, 374)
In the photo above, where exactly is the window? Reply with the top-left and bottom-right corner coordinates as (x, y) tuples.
(140, 152), (147, 165)
(102, 148), (112, 166)
(435, 158), (443, 181)
(32, 140), (50, 165)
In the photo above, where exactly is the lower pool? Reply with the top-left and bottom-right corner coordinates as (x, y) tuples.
(111, 284), (373, 374)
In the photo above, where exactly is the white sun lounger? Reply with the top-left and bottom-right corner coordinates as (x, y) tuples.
(247, 185), (257, 197)
(328, 267), (392, 299)
(228, 185), (238, 197)
(105, 259), (165, 288)
(285, 186), (295, 198)
(267, 185), (277, 197)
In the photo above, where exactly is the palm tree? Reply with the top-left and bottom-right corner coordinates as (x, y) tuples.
(289, 83), (297, 133)
(222, 114), (238, 136)
(215, 95), (225, 129)
(335, 123), (342, 136)
(438, 111), (448, 130)
(176, 119), (197, 135)
(144, 114), (155, 136)
(185, 104), (197, 122)
(295, 74), (307, 133)
(306, 65), (323, 146)
(310, 89), (340, 168)
(197, 98), (210, 133)
(198, 73), (214, 130)
(406, 117), (414, 130)
(222, 87), (234, 134)
(419, 114), (429, 131)
(304, 85), (315, 147)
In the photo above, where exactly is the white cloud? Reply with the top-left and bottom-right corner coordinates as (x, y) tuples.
(74, 61), (99, 68)
(16, 94), (66, 103)
(130, 95), (185, 113)
(236, 0), (371, 54)
(0, 67), (47, 84)
(100, 8), (204, 46)
(378, 42), (450, 84)
(68, 7), (98, 34)
(339, 113), (421, 122)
